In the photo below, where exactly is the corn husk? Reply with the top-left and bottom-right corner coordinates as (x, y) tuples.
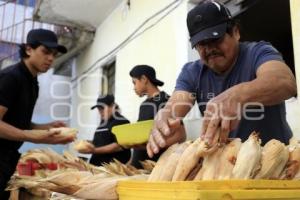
(194, 146), (224, 180)
(216, 138), (242, 179)
(172, 135), (218, 181)
(232, 132), (262, 179)
(73, 175), (148, 200)
(74, 140), (94, 152)
(50, 127), (78, 138)
(281, 137), (300, 179)
(255, 139), (289, 179)
(148, 143), (179, 181)
(158, 141), (192, 181)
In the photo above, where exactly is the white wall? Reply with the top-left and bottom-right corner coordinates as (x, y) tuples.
(72, 0), (190, 140)
(287, 0), (300, 138)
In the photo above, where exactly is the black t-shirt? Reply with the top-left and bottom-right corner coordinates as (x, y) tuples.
(137, 91), (169, 121)
(0, 61), (39, 151)
(132, 91), (170, 168)
(90, 112), (131, 166)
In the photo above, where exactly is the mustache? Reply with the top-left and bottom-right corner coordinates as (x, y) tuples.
(206, 50), (223, 58)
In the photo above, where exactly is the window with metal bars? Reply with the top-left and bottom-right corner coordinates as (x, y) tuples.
(101, 60), (115, 95)
(16, 0), (36, 7)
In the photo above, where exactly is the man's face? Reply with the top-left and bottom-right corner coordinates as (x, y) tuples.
(26, 45), (58, 73)
(195, 27), (240, 74)
(132, 77), (147, 97)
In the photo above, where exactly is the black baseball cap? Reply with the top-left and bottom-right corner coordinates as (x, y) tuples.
(91, 94), (115, 110)
(187, 1), (232, 47)
(129, 65), (164, 86)
(26, 29), (67, 53)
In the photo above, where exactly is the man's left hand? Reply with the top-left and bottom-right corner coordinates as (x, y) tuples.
(49, 121), (66, 128)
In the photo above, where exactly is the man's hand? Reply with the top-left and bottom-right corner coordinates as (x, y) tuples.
(146, 91), (194, 158)
(74, 140), (95, 153)
(31, 120), (66, 130)
(48, 121), (66, 128)
(26, 129), (75, 144)
(201, 86), (241, 145)
(78, 145), (95, 154)
(146, 118), (184, 158)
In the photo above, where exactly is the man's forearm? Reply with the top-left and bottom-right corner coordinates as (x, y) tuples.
(0, 121), (27, 141)
(238, 61), (296, 106)
(31, 123), (52, 130)
(156, 91), (195, 120)
(238, 74), (296, 106)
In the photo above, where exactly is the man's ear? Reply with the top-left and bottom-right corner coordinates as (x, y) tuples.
(141, 75), (149, 84)
(25, 45), (32, 56)
(233, 26), (240, 41)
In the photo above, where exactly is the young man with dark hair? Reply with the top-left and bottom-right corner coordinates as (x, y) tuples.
(129, 65), (170, 168)
(0, 28), (74, 199)
(147, 1), (296, 157)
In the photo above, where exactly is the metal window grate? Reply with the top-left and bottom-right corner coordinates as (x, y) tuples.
(101, 61), (116, 95)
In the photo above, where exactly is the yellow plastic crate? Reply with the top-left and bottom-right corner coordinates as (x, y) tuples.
(117, 180), (300, 200)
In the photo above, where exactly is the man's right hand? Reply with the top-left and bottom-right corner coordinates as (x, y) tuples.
(146, 91), (194, 158)
(25, 129), (75, 144)
(146, 118), (183, 158)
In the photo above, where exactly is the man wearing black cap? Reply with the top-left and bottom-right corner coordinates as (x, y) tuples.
(147, 1), (296, 157)
(0, 28), (73, 199)
(80, 94), (131, 166)
(129, 65), (170, 168)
